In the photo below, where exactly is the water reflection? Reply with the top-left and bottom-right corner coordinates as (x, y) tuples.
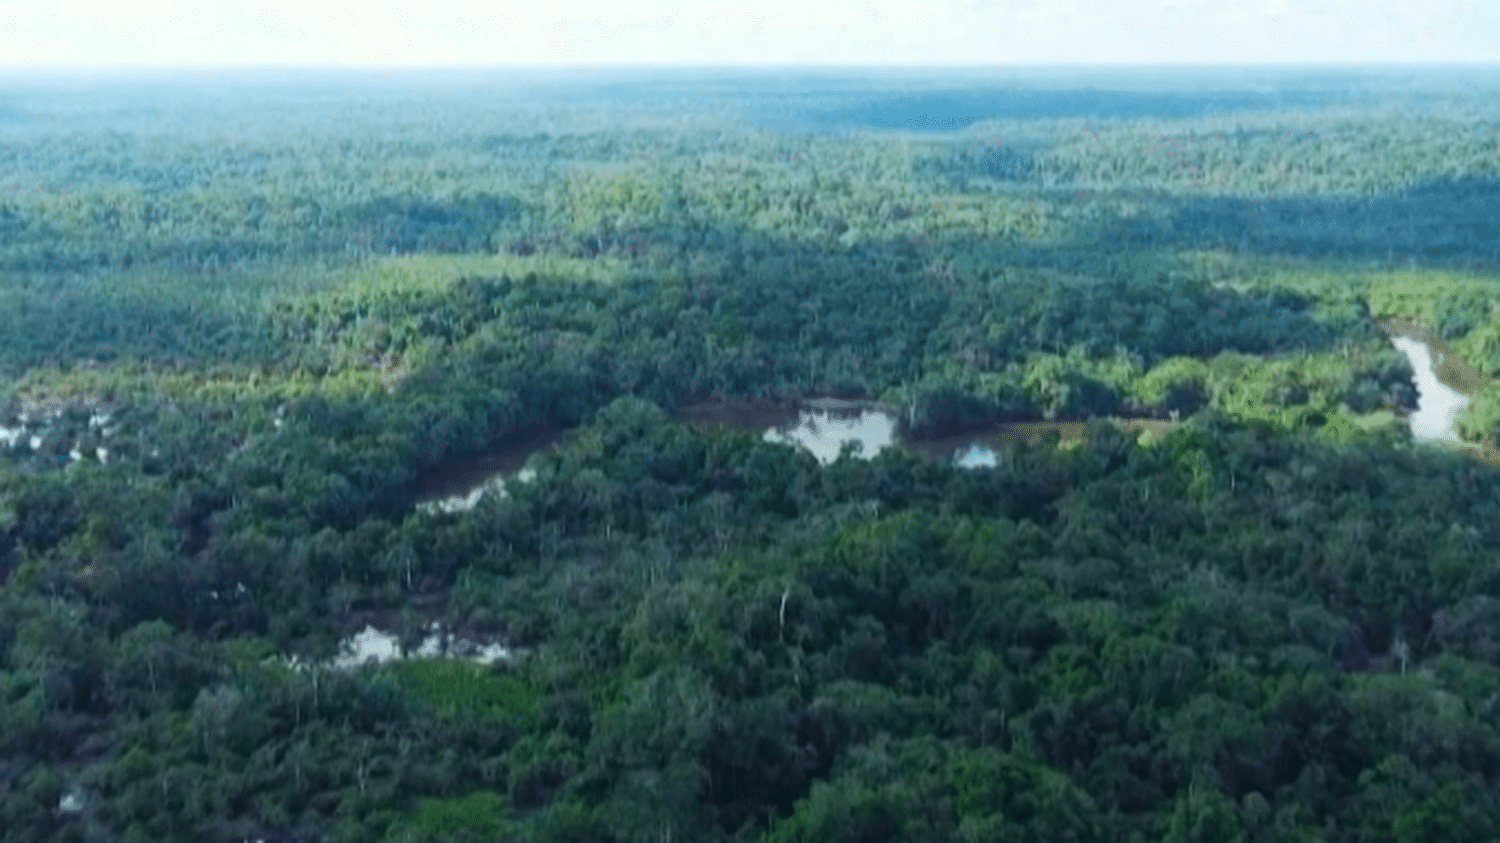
(689, 398), (1176, 468)
(416, 467), (536, 514)
(953, 443), (999, 468)
(763, 404), (897, 464)
(1391, 335), (1470, 442)
(330, 624), (511, 670)
(412, 426), (558, 514)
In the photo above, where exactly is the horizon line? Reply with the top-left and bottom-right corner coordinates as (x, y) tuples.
(3, 60), (1500, 73)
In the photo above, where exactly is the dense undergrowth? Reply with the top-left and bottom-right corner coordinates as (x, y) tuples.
(5, 68), (1500, 842)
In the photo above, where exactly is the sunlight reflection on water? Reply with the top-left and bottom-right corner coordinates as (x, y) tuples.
(763, 408), (897, 464)
(1391, 336), (1469, 442)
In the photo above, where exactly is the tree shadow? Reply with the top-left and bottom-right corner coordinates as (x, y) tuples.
(1100, 175), (1500, 269)
(0, 282), (270, 371)
(522, 214), (1344, 391)
(801, 86), (1332, 132)
(341, 193), (523, 254)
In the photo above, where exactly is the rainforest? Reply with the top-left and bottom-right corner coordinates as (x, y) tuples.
(6, 66), (1500, 842)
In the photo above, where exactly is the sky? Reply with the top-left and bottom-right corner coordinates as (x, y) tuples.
(1, 0), (1498, 67)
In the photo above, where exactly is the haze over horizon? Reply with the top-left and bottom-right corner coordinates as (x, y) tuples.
(2, 0), (1498, 69)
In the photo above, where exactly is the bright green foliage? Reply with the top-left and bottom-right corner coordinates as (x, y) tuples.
(390, 660), (539, 725)
(391, 791), (511, 843)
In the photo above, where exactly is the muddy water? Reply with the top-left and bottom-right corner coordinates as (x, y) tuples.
(417, 399), (1183, 512)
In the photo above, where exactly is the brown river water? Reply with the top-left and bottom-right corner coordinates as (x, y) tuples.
(414, 399), (1177, 512)
(413, 323), (1498, 513)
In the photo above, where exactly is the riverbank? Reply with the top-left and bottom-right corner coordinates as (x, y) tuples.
(1378, 317), (1500, 464)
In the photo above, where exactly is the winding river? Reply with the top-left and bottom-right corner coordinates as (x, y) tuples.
(413, 326), (1488, 514)
(387, 328), (1489, 667)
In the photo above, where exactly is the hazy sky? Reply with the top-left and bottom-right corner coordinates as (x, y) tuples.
(1, 0), (1497, 67)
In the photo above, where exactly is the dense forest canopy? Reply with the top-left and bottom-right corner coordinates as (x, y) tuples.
(5, 67), (1500, 842)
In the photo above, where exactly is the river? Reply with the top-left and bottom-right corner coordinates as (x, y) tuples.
(392, 331), (1484, 671)
(412, 426), (558, 513)
(1380, 319), (1490, 445)
(415, 399), (1182, 513)
(761, 401), (898, 464)
(413, 328), (1488, 513)
(1389, 336), (1469, 441)
(684, 398), (1174, 468)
